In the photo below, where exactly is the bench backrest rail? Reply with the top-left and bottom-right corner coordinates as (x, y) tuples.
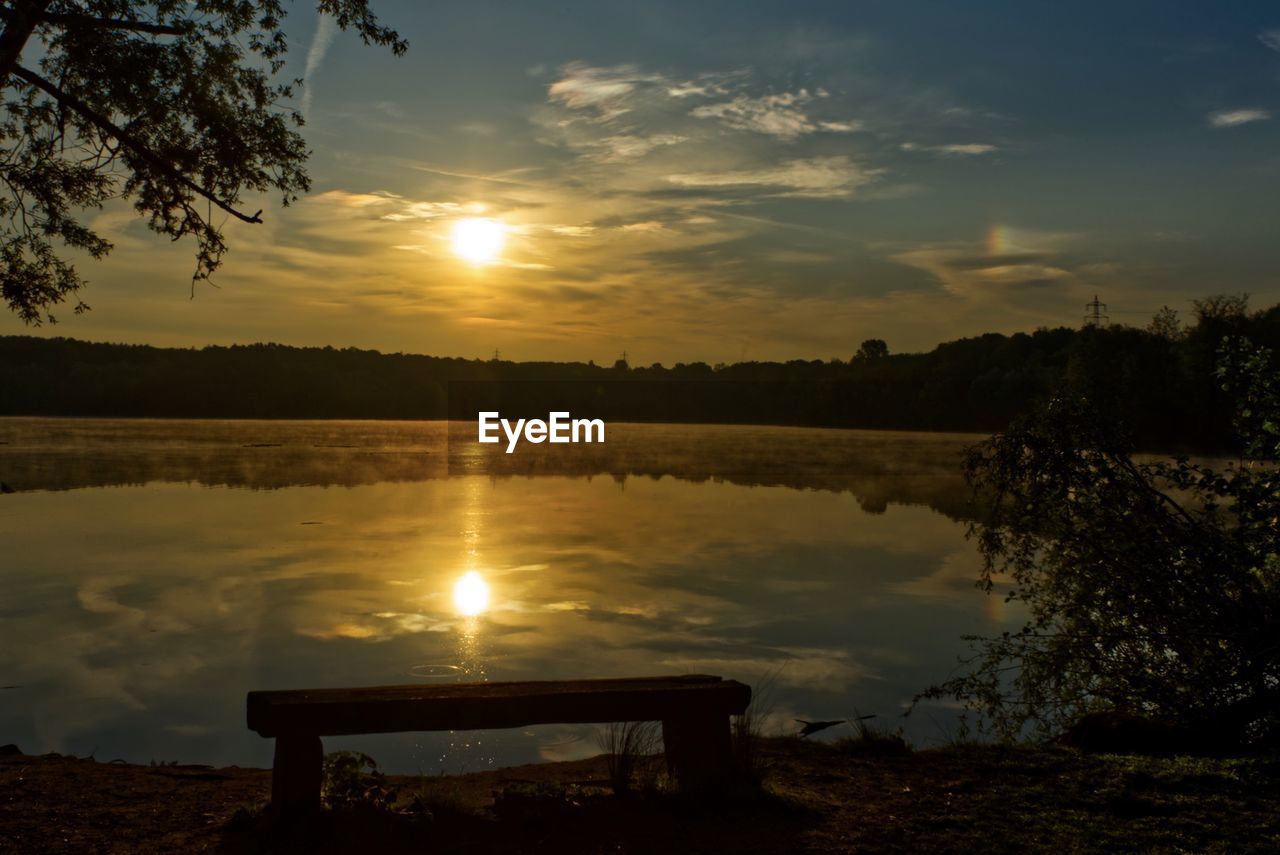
(247, 674), (752, 737)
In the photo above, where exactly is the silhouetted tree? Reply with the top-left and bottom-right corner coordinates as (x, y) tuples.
(918, 337), (1280, 747)
(854, 338), (889, 361)
(0, 1), (406, 323)
(4, 297), (1280, 445)
(1193, 293), (1250, 331)
(1147, 306), (1185, 341)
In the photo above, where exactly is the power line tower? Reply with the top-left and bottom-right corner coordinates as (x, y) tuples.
(1083, 295), (1109, 328)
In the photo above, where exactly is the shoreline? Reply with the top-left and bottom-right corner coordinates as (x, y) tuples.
(3, 738), (1276, 853)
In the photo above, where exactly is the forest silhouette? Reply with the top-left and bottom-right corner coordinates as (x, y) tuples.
(2, 294), (1276, 451)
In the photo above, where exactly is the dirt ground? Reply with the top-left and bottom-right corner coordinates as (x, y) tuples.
(1, 738), (1278, 853)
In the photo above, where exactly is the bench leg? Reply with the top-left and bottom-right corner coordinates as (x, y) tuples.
(271, 734), (323, 816)
(662, 713), (734, 794)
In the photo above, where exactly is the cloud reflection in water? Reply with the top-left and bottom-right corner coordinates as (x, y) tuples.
(0, 420), (1014, 773)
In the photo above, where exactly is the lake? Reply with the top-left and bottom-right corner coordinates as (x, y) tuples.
(0, 418), (1012, 774)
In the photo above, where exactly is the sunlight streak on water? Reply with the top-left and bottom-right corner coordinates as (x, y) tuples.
(444, 604), (493, 770)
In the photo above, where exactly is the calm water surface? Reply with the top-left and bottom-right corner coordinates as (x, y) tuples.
(0, 419), (1014, 773)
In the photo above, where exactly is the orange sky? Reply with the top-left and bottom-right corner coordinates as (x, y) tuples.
(4, 2), (1279, 363)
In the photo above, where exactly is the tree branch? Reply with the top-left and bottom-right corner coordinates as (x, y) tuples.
(0, 0), (53, 87)
(1110, 451), (1204, 530)
(9, 64), (264, 225)
(0, 9), (189, 37)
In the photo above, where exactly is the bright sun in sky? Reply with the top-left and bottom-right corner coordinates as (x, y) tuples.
(450, 217), (506, 265)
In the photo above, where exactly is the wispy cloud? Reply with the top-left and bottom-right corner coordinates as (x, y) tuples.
(894, 245), (1073, 301)
(580, 133), (688, 163)
(550, 225), (596, 237)
(1207, 108), (1271, 128)
(547, 63), (665, 121)
(689, 89), (860, 140)
(666, 156), (881, 198)
(457, 121), (498, 136)
(889, 228), (1088, 305)
(545, 65), (860, 142)
(900, 142), (998, 156)
(619, 220), (668, 233)
(301, 13), (337, 121)
(311, 190), (484, 222)
(1259, 30), (1280, 53)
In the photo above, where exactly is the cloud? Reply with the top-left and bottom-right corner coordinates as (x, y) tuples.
(1207, 108), (1271, 128)
(547, 63), (665, 121)
(619, 220), (667, 233)
(301, 13), (337, 120)
(665, 156), (881, 198)
(667, 83), (713, 98)
(690, 89), (859, 140)
(534, 61), (988, 219)
(543, 66), (861, 153)
(580, 133), (687, 163)
(380, 202), (479, 222)
(1260, 30), (1280, 52)
(900, 142), (998, 156)
(895, 248), (1073, 299)
(889, 230), (1088, 303)
(665, 71), (742, 100)
(311, 190), (482, 221)
(457, 121), (498, 136)
(311, 190), (401, 209)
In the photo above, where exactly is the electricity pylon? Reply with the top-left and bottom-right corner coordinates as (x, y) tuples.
(1083, 295), (1109, 328)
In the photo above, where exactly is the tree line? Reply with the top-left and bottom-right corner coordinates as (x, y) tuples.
(1, 294), (1277, 451)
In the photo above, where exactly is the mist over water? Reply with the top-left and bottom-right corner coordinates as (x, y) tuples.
(0, 419), (1009, 774)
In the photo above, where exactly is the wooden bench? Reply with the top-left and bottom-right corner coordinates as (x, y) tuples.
(246, 674), (751, 813)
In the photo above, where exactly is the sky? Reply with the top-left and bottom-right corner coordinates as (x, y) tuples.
(4, 0), (1280, 363)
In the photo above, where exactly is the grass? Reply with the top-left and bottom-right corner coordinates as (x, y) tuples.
(409, 772), (470, 819)
(596, 721), (662, 795)
(732, 668), (783, 788)
(834, 711), (913, 758)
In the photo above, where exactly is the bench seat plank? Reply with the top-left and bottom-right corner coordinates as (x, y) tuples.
(247, 674), (750, 737)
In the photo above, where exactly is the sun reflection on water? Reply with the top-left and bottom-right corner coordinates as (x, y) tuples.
(439, 479), (497, 769)
(453, 570), (490, 617)
(442, 578), (492, 769)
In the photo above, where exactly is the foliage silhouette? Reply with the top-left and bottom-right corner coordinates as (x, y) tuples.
(0, 1), (405, 322)
(4, 296), (1279, 452)
(323, 750), (398, 812)
(853, 338), (889, 361)
(916, 336), (1280, 748)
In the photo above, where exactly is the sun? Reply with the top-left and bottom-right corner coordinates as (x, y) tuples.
(451, 217), (506, 265)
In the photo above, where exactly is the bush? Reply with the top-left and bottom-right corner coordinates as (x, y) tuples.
(917, 338), (1280, 749)
(323, 751), (398, 812)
